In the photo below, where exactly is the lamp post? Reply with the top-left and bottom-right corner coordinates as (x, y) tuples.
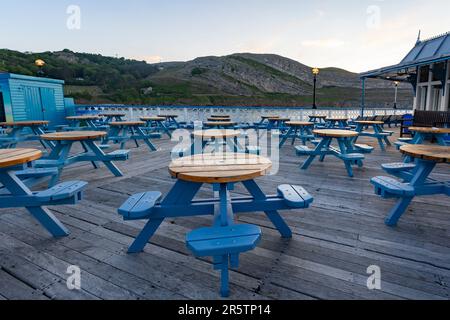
(35, 59), (46, 77)
(312, 67), (320, 109)
(393, 81), (399, 109)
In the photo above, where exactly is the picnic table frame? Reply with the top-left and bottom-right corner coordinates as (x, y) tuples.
(140, 117), (172, 138)
(279, 122), (315, 147)
(325, 118), (349, 129)
(0, 149), (82, 237)
(300, 130), (364, 177)
(0, 121), (52, 149)
(353, 120), (392, 151)
(373, 145), (450, 226)
(122, 154), (312, 253)
(159, 115), (181, 129)
(107, 121), (158, 151)
(189, 130), (243, 155)
(38, 131), (126, 185)
(99, 113), (126, 123)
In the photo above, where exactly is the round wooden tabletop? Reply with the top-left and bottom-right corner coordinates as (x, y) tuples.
(326, 118), (349, 122)
(41, 131), (107, 141)
(313, 129), (359, 138)
(0, 121), (49, 127)
(0, 148), (42, 168)
(109, 121), (146, 126)
(211, 115), (230, 118)
(99, 113), (126, 117)
(140, 117), (166, 122)
(408, 127), (450, 134)
(192, 129), (240, 139)
(261, 115), (280, 119)
(400, 145), (450, 163)
(285, 121), (314, 127)
(204, 121), (236, 127)
(169, 153), (272, 183)
(158, 115), (179, 118)
(207, 117), (231, 122)
(354, 120), (385, 125)
(66, 116), (100, 121)
(309, 115), (327, 119)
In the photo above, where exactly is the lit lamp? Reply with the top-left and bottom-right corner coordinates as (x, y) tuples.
(393, 81), (399, 109)
(312, 68), (320, 109)
(35, 59), (46, 77)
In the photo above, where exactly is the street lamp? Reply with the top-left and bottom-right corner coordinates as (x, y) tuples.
(35, 59), (46, 77)
(312, 68), (320, 109)
(393, 81), (399, 109)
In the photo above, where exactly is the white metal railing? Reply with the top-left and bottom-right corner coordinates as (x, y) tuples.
(76, 105), (413, 123)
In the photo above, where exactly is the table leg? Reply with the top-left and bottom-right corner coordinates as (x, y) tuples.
(136, 127), (157, 151)
(302, 138), (330, 170)
(242, 180), (292, 238)
(130, 127), (140, 148)
(279, 127), (293, 148)
(385, 160), (436, 226)
(44, 142), (72, 186)
(337, 138), (354, 177)
(0, 170), (69, 237)
(85, 140), (124, 177)
(81, 141), (99, 169)
(128, 180), (203, 253)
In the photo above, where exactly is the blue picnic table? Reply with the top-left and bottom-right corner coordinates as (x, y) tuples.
(309, 115), (327, 127)
(297, 129), (365, 177)
(64, 115), (107, 132)
(353, 120), (393, 151)
(384, 127), (450, 178)
(36, 131), (129, 185)
(159, 114), (181, 129)
(204, 121), (237, 129)
(372, 144), (450, 226)
(105, 121), (160, 151)
(99, 113), (126, 123)
(140, 116), (172, 138)
(118, 153), (313, 296)
(324, 117), (350, 129)
(279, 121), (315, 147)
(0, 148), (87, 237)
(0, 121), (53, 149)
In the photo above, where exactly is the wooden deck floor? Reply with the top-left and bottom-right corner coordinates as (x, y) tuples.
(0, 129), (449, 300)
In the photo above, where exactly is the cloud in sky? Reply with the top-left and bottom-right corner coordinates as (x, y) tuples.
(0, 0), (449, 72)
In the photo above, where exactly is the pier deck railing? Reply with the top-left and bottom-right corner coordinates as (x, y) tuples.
(76, 105), (413, 123)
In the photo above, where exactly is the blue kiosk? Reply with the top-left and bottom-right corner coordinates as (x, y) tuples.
(0, 73), (73, 126)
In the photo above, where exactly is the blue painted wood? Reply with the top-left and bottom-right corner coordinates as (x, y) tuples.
(354, 144), (374, 154)
(0, 73), (66, 126)
(15, 167), (59, 179)
(186, 224), (261, 297)
(35, 181), (87, 202)
(277, 184), (313, 208)
(106, 149), (130, 160)
(382, 162), (416, 174)
(118, 192), (162, 220)
(295, 145), (314, 155)
(371, 176), (416, 198)
(0, 165), (72, 237)
(187, 224), (261, 257)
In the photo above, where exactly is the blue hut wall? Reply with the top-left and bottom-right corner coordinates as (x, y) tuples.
(0, 73), (67, 126)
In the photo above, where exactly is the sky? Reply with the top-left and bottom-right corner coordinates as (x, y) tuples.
(0, 0), (449, 73)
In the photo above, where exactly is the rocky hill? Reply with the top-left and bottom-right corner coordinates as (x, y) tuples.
(0, 49), (413, 107)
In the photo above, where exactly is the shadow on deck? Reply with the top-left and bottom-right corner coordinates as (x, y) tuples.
(0, 128), (449, 300)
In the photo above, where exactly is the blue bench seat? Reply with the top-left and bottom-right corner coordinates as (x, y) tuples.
(118, 192), (162, 220)
(15, 167), (59, 179)
(397, 137), (413, 142)
(186, 224), (261, 297)
(371, 176), (415, 198)
(277, 184), (313, 208)
(354, 144), (375, 153)
(107, 149), (130, 160)
(382, 162), (416, 174)
(295, 145), (314, 155)
(35, 181), (87, 202)
(339, 153), (364, 161)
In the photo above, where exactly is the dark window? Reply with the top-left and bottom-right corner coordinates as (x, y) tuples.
(419, 65), (430, 83)
(0, 92), (6, 123)
(432, 62), (445, 81)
